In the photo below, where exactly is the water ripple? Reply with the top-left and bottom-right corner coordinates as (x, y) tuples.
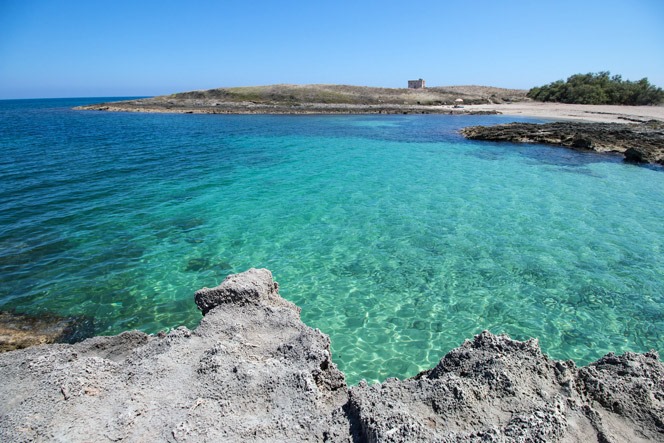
(1, 100), (663, 384)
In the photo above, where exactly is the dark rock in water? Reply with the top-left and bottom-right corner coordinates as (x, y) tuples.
(185, 258), (234, 272)
(461, 120), (664, 165)
(571, 135), (593, 149)
(176, 217), (205, 232)
(217, 260), (233, 270)
(464, 110), (502, 116)
(185, 257), (210, 272)
(1, 268), (663, 442)
(0, 311), (94, 352)
(624, 146), (662, 164)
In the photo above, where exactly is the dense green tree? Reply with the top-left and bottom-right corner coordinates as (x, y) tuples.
(527, 72), (664, 105)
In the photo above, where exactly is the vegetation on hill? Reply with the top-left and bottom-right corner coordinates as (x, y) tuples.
(527, 72), (664, 105)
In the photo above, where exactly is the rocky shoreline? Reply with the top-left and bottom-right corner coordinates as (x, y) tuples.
(76, 85), (664, 166)
(77, 100), (502, 116)
(1, 269), (662, 442)
(461, 120), (664, 165)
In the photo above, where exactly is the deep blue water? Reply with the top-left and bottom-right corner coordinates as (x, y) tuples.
(1, 97), (663, 384)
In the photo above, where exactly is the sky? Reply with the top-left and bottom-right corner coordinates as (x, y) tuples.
(0, 0), (663, 99)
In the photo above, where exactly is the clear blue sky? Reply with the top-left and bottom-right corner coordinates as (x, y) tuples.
(1, 0), (663, 99)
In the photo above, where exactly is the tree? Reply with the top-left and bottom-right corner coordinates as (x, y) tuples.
(527, 72), (664, 105)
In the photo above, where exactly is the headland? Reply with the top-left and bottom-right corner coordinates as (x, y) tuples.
(74, 84), (526, 115)
(75, 83), (664, 166)
(75, 84), (664, 124)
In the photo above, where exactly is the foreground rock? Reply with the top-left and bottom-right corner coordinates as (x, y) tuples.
(1, 269), (663, 442)
(0, 269), (348, 442)
(349, 333), (664, 442)
(461, 120), (664, 165)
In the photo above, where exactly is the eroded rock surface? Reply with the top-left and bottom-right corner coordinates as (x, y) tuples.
(0, 269), (348, 442)
(1, 268), (662, 442)
(461, 120), (664, 165)
(348, 332), (664, 442)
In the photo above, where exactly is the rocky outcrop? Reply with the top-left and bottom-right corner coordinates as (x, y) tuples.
(348, 333), (664, 442)
(1, 269), (662, 442)
(0, 269), (348, 442)
(461, 120), (664, 165)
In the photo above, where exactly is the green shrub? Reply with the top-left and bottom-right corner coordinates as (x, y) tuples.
(527, 72), (664, 105)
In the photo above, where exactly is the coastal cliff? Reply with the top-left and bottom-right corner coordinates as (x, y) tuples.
(1, 269), (662, 442)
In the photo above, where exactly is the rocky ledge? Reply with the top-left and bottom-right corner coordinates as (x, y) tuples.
(461, 120), (664, 165)
(77, 101), (502, 116)
(1, 269), (662, 442)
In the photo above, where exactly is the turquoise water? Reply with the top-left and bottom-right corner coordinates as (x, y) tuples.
(1, 98), (663, 384)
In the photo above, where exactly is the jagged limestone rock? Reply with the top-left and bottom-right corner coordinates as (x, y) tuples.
(1, 269), (662, 442)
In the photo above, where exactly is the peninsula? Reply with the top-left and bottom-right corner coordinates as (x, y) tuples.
(75, 83), (664, 124)
(76, 83), (664, 165)
(75, 84), (526, 115)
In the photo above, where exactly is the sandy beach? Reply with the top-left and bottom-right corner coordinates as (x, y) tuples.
(464, 102), (664, 123)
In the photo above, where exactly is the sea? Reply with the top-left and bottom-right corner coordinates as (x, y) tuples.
(1, 97), (663, 384)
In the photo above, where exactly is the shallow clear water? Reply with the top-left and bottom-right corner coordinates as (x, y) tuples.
(1, 98), (663, 384)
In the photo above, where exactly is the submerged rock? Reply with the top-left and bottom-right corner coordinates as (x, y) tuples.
(0, 268), (662, 442)
(0, 311), (94, 352)
(461, 120), (664, 165)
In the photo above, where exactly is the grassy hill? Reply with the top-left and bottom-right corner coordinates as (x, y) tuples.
(77, 84), (529, 114)
(167, 84), (528, 106)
